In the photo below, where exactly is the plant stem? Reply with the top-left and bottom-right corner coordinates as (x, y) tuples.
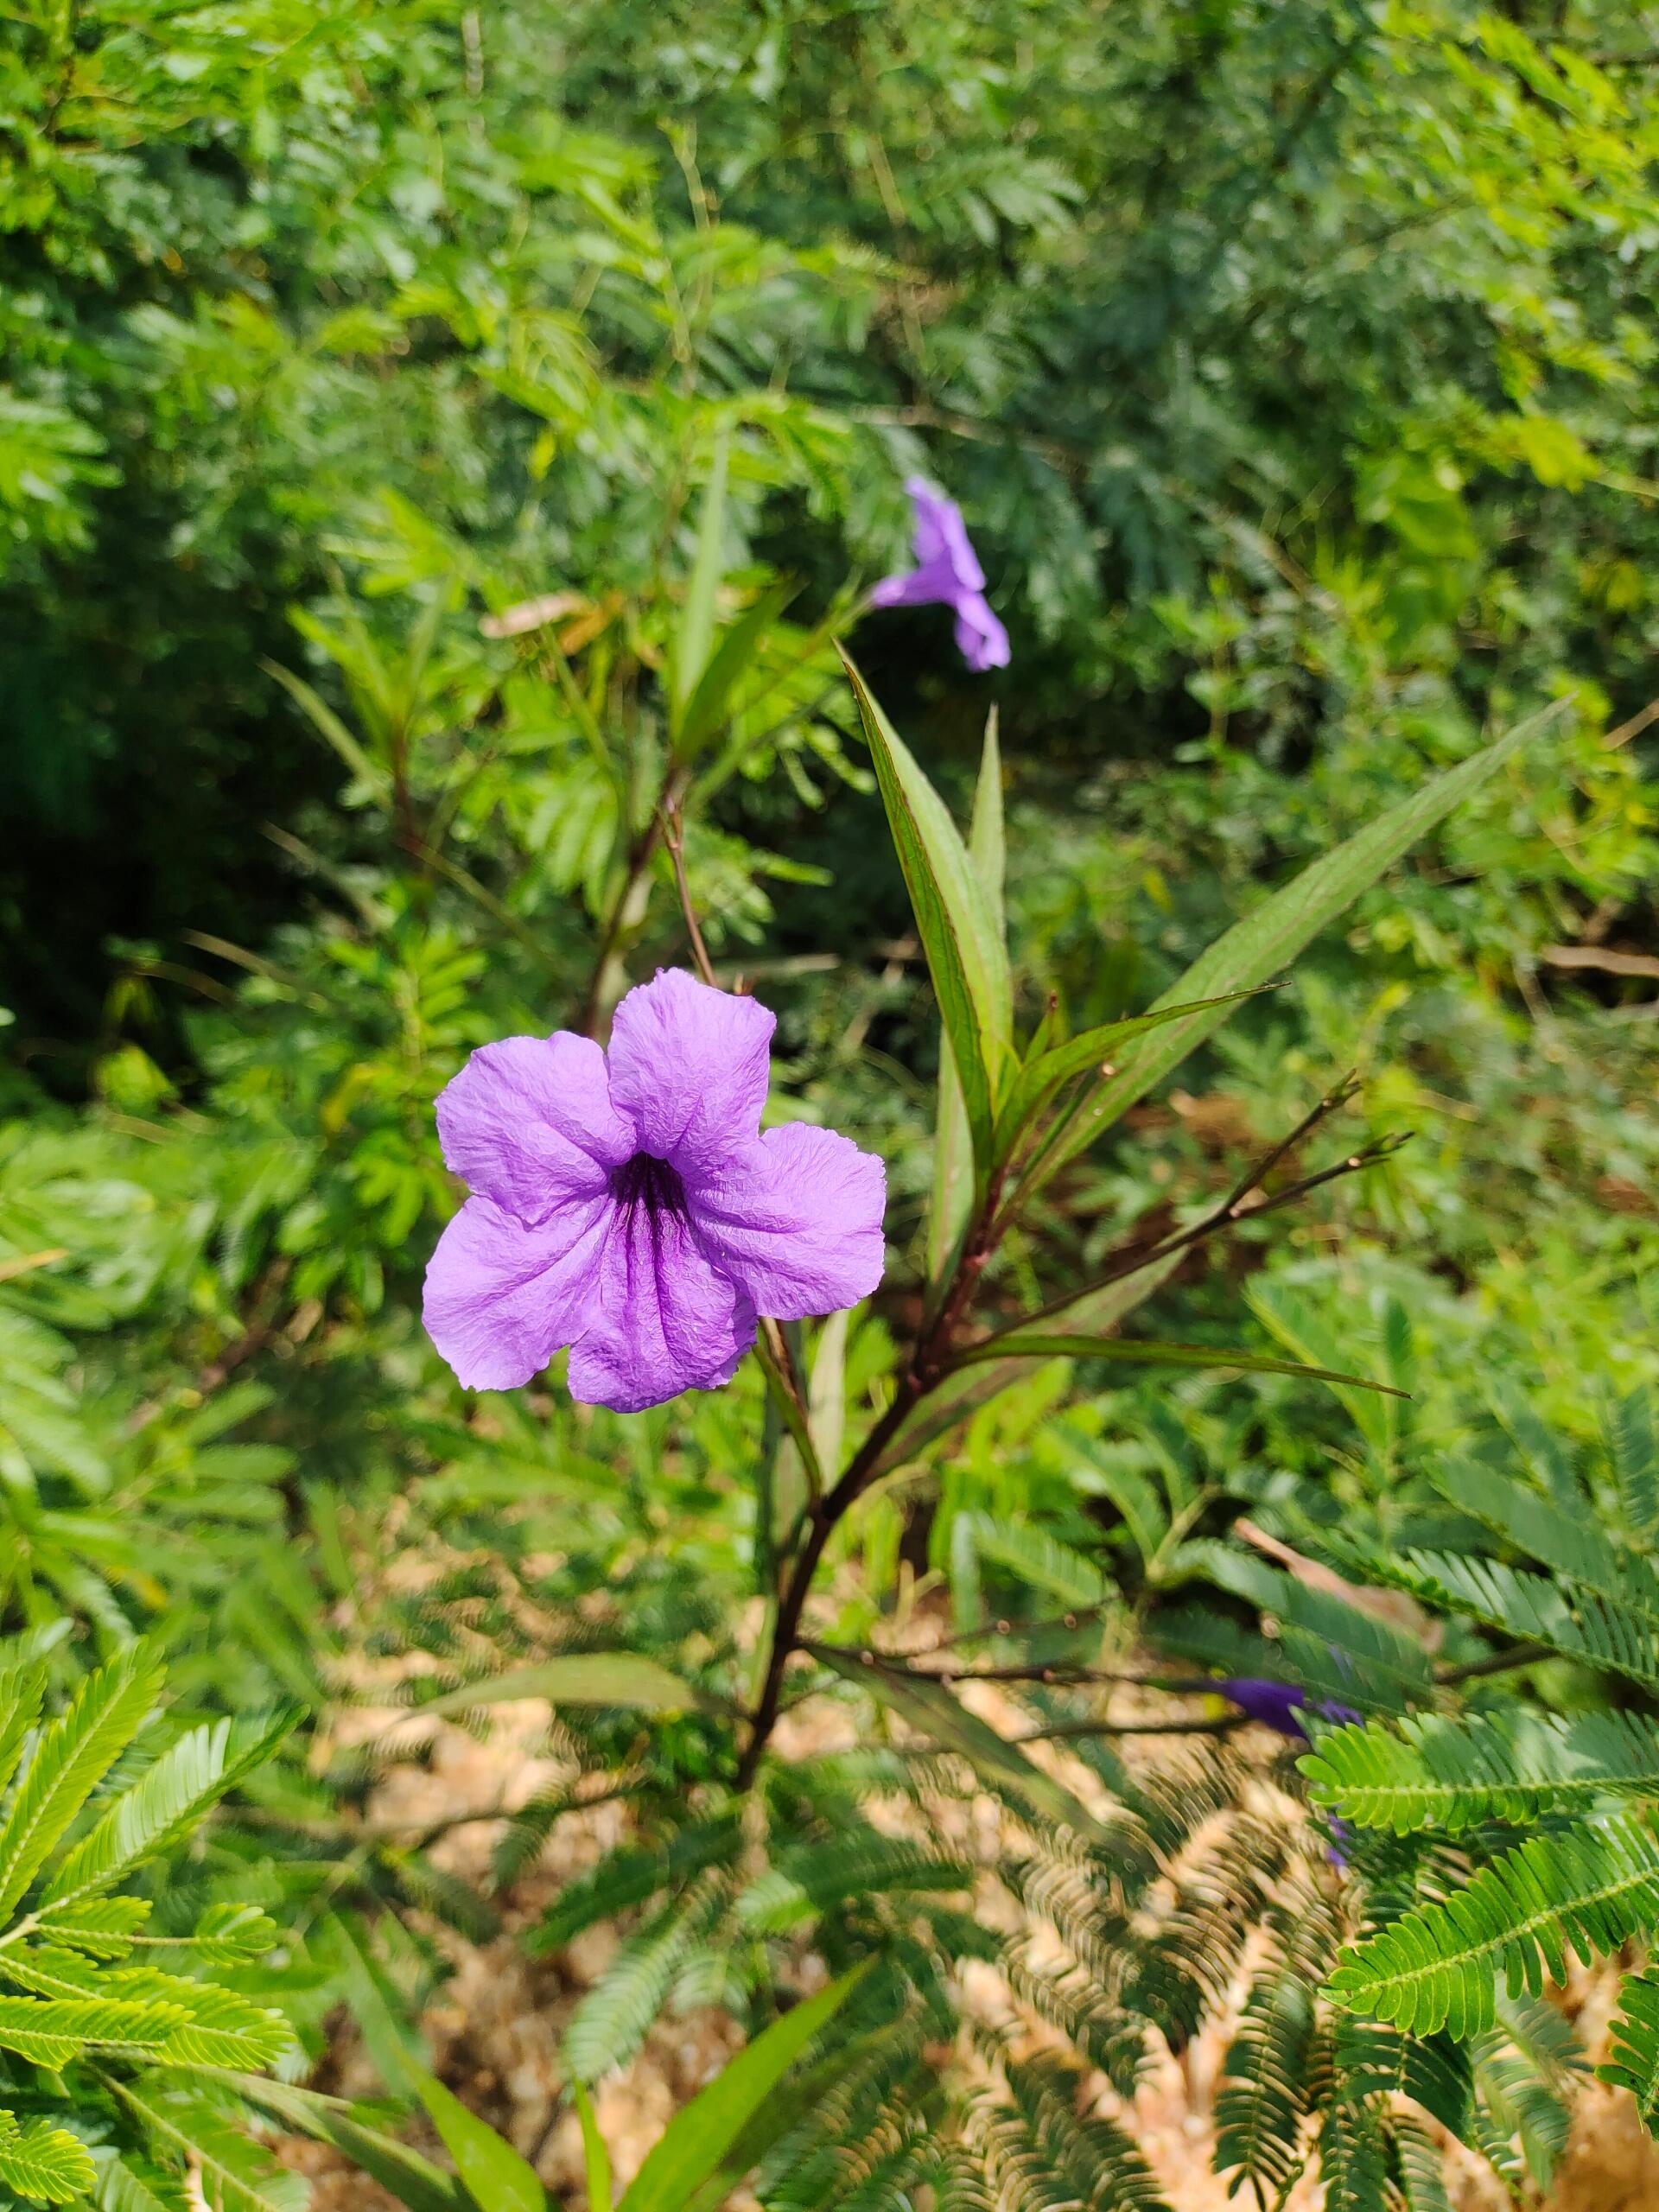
(735, 1172), (1005, 1787)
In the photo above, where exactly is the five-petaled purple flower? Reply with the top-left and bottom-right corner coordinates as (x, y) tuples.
(870, 477), (1010, 674)
(423, 969), (887, 1414)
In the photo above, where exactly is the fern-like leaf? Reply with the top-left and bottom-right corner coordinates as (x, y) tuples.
(1327, 1814), (1659, 2037)
(1599, 1965), (1659, 2135)
(1610, 1389), (1659, 1541)
(1303, 1709), (1659, 1832)
(45, 1710), (295, 1909)
(112, 2084), (308, 2212)
(0, 2110), (96, 2205)
(0, 1647), (163, 1920)
(1214, 1969), (1314, 2202)
(1361, 1550), (1659, 1694)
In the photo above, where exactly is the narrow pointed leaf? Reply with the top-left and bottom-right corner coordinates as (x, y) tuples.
(957, 1332), (1408, 1395)
(674, 577), (798, 760)
(930, 709), (1005, 1279)
(671, 427), (729, 719)
(573, 2082), (613, 2212)
(997, 991), (1262, 1167)
(1020, 696), (1572, 1203)
(419, 1654), (720, 1719)
(842, 652), (1010, 1173)
(616, 1966), (869, 2212)
(213, 2075), (474, 2212)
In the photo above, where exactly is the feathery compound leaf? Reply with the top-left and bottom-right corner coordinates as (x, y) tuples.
(1303, 1709), (1659, 1833)
(1433, 1462), (1659, 1618)
(0, 1669), (47, 1808)
(840, 652), (1011, 1174)
(0, 2113), (95, 2206)
(1331, 2018), (1471, 2133)
(734, 1834), (972, 1933)
(0, 1993), (184, 2066)
(1599, 1966), (1659, 2135)
(0, 1647), (164, 1921)
(1326, 1815), (1659, 2038)
(1353, 1548), (1659, 1694)
(1213, 1969), (1316, 2200)
(528, 1818), (741, 1956)
(1609, 1389), (1659, 1543)
(814, 1645), (1109, 1842)
(46, 1710), (296, 1909)
(111, 2085), (308, 2212)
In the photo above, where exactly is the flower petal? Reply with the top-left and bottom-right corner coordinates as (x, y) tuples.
(435, 1033), (637, 1223)
(606, 969), (775, 1178)
(954, 594), (1010, 672)
(689, 1122), (887, 1320)
(905, 476), (984, 591)
(423, 1193), (610, 1391)
(566, 1192), (755, 1414)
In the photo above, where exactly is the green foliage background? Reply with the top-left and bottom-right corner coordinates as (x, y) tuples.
(2, 0), (1658, 2203)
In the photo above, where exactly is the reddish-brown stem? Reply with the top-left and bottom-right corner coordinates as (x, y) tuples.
(736, 1174), (1005, 1787)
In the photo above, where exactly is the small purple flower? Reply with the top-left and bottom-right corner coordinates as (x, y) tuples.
(870, 477), (1011, 673)
(1217, 1678), (1313, 1740)
(423, 969), (887, 1414)
(1217, 1678), (1363, 1742)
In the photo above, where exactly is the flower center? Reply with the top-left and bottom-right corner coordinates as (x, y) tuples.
(610, 1152), (688, 1217)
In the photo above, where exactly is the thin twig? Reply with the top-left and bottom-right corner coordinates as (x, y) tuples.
(660, 800), (717, 987)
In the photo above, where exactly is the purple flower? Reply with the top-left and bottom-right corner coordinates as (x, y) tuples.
(1217, 1678), (1363, 1741)
(423, 969), (887, 1414)
(870, 477), (1011, 673)
(1217, 1677), (1313, 1740)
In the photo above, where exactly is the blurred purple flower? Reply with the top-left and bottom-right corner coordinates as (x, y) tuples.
(423, 969), (886, 1414)
(1217, 1677), (1313, 1739)
(1217, 1677), (1363, 1742)
(870, 477), (1011, 673)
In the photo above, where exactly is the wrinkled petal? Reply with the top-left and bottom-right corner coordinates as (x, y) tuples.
(423, 1192), (609, 1391)
(606, 969), (774, 1178)
(690, 1122), (887, 1320)
(954, 594), (1010, 673)
(435, 1033), (637, 1224)
(567, 1179), (756, 1413)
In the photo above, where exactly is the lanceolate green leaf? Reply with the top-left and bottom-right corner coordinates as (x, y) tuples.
(219, 2075), (475, 2212)
(616, 1965), (869, 2212)
(956, 1332), (1408, 1395)
(673, 576), (798, 761)
(572, 2081), (613, 2212)
(671, 424), (730, 721)
(815, 1644), (1108, 1842)
(410, 2068), (553, 2212)
(929, 711), (1004, 1281)
(841, 652), (1011, 1174)
(420, 1654), (721, 1719)
(1020, 696), (1571, 1205)
(996, 992), (1260, 1169)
